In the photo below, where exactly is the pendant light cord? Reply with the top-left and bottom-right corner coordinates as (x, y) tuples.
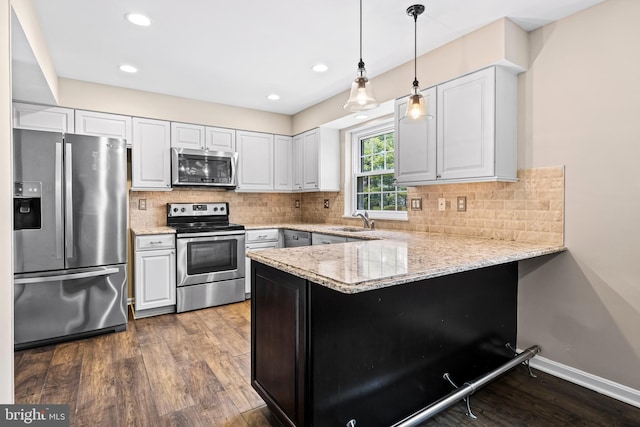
(359, 0), (364, 66)
(413, 10), (418, 86)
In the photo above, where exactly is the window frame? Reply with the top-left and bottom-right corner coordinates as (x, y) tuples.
(350, 120), (408, 221)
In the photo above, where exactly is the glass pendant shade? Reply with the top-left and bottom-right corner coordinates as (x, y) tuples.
(344, 62), (378, 111)
(402, 82), (428, 122)
(344, 0), (379, 112)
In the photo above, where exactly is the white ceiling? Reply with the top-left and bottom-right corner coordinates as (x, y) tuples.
(25, 0), (606, 115)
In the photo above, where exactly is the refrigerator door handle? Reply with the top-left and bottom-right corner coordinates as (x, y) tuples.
(14, 267), (120, 285)
(65, 142), (74, 259)
(55, 141), (63, 259)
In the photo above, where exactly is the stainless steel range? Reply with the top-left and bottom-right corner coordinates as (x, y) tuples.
(167, 202), (245, 313)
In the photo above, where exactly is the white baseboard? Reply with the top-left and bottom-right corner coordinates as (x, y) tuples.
(526, 353), (640, 409)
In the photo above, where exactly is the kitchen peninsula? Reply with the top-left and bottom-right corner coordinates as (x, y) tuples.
(247, 228), (565, 426)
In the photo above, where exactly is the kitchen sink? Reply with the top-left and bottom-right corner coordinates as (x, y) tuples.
(331, 227), (370, 233)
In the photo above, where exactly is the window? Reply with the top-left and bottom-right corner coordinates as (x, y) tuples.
(352, 122), (407, 219)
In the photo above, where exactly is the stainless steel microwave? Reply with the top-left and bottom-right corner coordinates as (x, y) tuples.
(171, 148), (238, 189)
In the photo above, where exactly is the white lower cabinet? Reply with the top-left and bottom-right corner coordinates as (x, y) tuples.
(134, 234), (176, 318)
(245, 229), (282, 297)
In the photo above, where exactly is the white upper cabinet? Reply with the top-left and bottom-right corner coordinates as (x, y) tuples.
(206, 127), (236, 152)
(437, 67), (516, 182)
(172, 122), (236, 152)
(298, 127), (340, 192)
(274, 135), (293, 191)
(131, 117), (172, 191)
(236, 131), (274, 191)
(171, 122), (205, 149)
(75, 110), (133, 147)
(12, 102), (74, 133)
(292, 134), (304, 191)
(394, 66), (518, 186)
(394, 87), (437, 186)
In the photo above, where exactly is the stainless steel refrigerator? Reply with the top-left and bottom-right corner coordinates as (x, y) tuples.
(13, 129), (128, 349)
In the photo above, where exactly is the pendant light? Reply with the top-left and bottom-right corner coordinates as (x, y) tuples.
(401, 4), (427, 122)
(343, 0), (379, 112)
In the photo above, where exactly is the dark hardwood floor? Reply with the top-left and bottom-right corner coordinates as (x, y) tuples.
(14, 300), (640, 427)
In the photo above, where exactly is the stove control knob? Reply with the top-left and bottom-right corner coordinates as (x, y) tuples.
(220, 206), (225, 212)
(181, 208), (186, 212)
(173, 208), (178, 212)
(213, 207), (218, 212)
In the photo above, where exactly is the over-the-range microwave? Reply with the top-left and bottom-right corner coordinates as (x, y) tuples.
(171, 148), (238, 189)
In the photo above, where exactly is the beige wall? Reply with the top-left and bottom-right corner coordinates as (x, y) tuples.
(1, 0), (13, 403)
(517, 0), (640, 390)
(58, 79), (292, 136)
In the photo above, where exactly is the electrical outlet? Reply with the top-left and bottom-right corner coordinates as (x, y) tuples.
(438, 198), (446, 211)
(295, 200), (300, 208)
(138, 199), (147, 210)
(411, 198), (422, 210)
(457, 196), (467, 212)
(323, 199), (330, 209)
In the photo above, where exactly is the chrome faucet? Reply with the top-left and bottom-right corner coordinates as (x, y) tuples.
(352, 211), (372, 229)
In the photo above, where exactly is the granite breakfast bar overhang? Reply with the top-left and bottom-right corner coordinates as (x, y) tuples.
(247, 229), (566, 427)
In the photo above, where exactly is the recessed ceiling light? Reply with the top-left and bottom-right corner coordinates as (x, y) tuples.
(312, 63), (328, 73)
(119, 64), (138, 73)
(125, 13), (151, 27)
(355, 114), (369, 120)
(267, 94), (280, 101)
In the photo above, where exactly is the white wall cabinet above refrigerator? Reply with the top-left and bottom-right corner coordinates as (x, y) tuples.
(394, 66), (518, 186)
(131, 117), (172, 191)
(171, 122), (236, 152)
(75, 110), (133, 147)
(12, 102), (74, 133)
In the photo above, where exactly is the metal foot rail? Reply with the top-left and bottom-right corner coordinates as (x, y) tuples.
(390, 345), (542, 427)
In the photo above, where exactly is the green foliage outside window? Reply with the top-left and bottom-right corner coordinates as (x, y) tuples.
(356, 131), (407, 212)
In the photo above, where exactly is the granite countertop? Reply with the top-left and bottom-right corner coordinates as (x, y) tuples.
(131, 226), (176, 235)
(246, 224), (566, 294)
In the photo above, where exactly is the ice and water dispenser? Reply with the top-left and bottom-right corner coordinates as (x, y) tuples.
(14, 181), (42, 230)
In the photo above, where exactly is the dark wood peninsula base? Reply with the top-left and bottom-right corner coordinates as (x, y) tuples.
(251, 261), (519, 427)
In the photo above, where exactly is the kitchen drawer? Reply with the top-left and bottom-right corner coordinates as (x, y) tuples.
(312, 233), (347, 245)
(135, 234), (175, 251)
(284, 230), (311, 247)
(246, 229), (280, 243)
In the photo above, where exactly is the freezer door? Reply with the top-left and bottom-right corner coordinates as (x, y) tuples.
(13, 129), (65, 273)
(14, 264), (128, 349)
(64, 134), (127, 269)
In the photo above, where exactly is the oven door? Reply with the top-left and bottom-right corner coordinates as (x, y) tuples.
(176, 231), (245, 287)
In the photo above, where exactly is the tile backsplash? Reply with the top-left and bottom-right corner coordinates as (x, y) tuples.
(130, 166), (564, 245)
